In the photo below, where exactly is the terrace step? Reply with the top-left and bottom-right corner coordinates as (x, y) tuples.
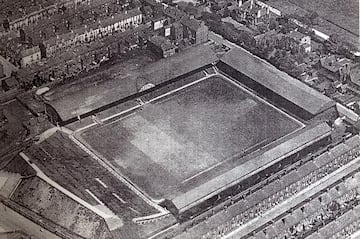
(0, 171), (22, 198)
(95, 204), (123, 231)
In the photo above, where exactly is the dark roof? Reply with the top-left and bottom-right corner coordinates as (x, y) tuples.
(148, 35), (176, 51)
(43, 8), (142, 46)
(141, 44), (218, 86)
(287, 30), (308, 42)
(320, 55), (353, 73)
(220, 48), (334, 115)
(350, 64), (360, 86)
(3, 76), (18, 87)
(44, 44), (218, 122)
(0, 0), (56, 23)
(240, 0), (262, 14)
(163, 6), (186, 21)
(180, 17), (206, 31)
(20, 46), (40, 58)
(143, 0), (162, 7)
(171, 123), (332, 212)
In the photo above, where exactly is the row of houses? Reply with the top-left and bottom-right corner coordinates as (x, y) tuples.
(16, 8), (143, 68)
(43, 8), (143, 57)
(1, 0), (92, 32)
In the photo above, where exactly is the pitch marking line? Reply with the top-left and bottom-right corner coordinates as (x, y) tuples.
(112, 193), (127, 204)
(181, 138), (268, 184)
(181, 73), (304, 184)
(85, 189), (104, 205)
(75, 73), (218, 133)
(95, 178), (108, 188)
(101, 73), (218, 127)
(220, 73), (305, 128)
(129, 206), (141, 215)
(145, 74), (216, 105)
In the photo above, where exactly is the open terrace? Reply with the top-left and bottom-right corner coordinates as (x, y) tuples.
(23, 131), (160, 220)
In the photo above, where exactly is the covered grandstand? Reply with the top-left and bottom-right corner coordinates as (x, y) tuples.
(217, 48), (336, 120)
(165, 123), (332, 215)
(43, 44), (218, 125)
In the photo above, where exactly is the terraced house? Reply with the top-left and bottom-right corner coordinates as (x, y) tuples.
(43, 8), (143, 56)
(1, 0), (92, 32)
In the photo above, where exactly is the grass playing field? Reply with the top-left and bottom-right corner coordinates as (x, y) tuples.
(79, 75), (303, 199)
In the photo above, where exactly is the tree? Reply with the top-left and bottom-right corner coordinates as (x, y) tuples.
(269, 18), (279, 30)
(0, 129), (8, 143)
(308, 11), (319, 25)
(1, 79), (9, 91)
(329, 34), (340, 44)
(2, 19), (9, 31)
(19, 28), (26, 42)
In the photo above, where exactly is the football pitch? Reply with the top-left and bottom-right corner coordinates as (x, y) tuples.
(79, 75), (303, 200)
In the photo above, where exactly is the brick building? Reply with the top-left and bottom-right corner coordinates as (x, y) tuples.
(43, 9), (143, 57)
(20, 46), (41, 68)
(148, 35), (177, 58)
(287, 31), (312, 53)
(1, 0), (92, 32)
(181, 17), (208, 45)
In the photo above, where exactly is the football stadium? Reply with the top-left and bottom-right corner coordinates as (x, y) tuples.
(78, 74), (303, 200)
(42, 46), (337, 222)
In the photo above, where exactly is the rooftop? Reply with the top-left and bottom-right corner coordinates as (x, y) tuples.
(17, 24), (148, 81)
(320, 55), (353, 73)
(148, 35), (176, 51)
(0, 0), (57, 23)
(44, 44), (218, 122)
(20, 46), (40, 58)
(287, 30), (308, 42)
(41, 8), (142, 47)
(180, 17), (206, 31)
(220, 47), (335, 115)
(163, 6), (186, 21)
(350, 63), (360, 86)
